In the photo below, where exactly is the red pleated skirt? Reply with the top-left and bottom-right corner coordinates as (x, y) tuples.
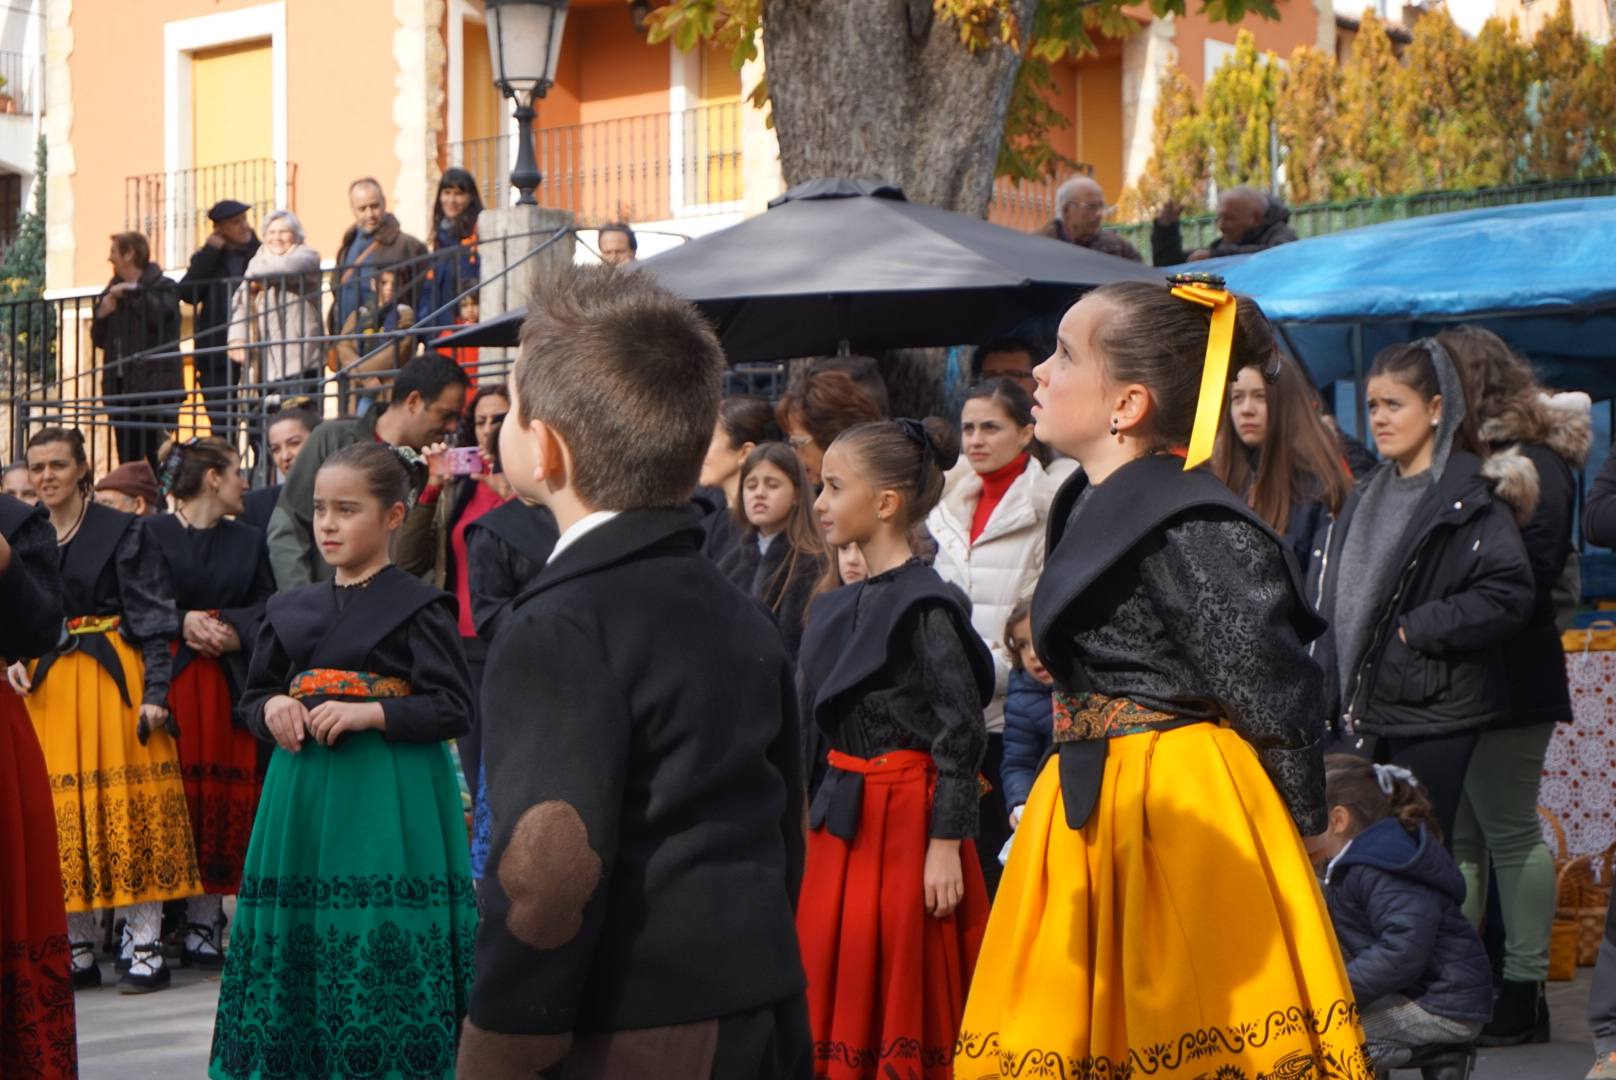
(169, 649), (262, 894)
(797, 749), (988, 1080)
(0, 687), (78, 1079)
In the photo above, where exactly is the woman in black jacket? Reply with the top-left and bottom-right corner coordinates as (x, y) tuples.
(1317, 338), (1534, 845)
(1444, 326), (1589, 1046)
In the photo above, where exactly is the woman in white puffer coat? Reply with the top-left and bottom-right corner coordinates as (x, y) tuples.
(927, 377), (1075, 896)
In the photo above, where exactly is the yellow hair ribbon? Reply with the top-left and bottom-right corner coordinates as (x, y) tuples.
(1170, 281), (1238, 471)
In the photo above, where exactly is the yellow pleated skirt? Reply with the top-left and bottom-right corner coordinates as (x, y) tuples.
(25, 636), (201, 912)
(956, 723), (1371, 1080)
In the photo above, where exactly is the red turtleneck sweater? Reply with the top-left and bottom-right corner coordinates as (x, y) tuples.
(970, 452), (1030, 543)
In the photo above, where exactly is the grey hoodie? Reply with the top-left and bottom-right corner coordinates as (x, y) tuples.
(1331, 340), (1468, 702)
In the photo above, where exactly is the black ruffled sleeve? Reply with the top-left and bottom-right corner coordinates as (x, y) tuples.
(116, 519), (180, 707)
(0, 509), (64, 661)
(910, 605), (988, 840)
(1139, 516), (1327, 834)
(237, 618), (294, 742)
(379, 600), (473, 744)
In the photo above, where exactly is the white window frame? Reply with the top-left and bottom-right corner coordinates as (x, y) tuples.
(162, 2), (288, 266)
(666, 40), (743, 219)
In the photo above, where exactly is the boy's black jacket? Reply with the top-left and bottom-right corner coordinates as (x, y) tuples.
(466, 507), (807, 1050)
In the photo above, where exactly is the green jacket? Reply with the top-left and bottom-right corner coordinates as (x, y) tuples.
(266, 409), (437, 589)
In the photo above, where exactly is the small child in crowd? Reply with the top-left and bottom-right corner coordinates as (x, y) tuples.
(718, 442), (827, 659)
(1307, 755), (1493, 1079)
(998, 598), (1054, 831)
(836, 541), (867, 585)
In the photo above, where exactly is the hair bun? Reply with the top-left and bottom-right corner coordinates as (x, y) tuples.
(921, 415), (960, 473)
(1231, 293), (1277, 369)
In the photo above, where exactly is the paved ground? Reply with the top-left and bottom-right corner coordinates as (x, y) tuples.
(74, 960), (1601, 1078)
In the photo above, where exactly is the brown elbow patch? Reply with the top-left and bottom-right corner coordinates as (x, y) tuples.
(457, 1019), (571, 1076)
(499, 800), (604, 950)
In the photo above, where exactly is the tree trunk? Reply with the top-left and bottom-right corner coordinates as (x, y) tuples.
(762, 0), (1036, 217)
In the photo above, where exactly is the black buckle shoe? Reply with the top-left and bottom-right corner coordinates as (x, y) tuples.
(181, 921), (226, 970)
(117, 943), (171, 994)
(69, 942), (101, 989)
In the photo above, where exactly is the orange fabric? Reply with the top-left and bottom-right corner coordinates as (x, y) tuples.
(288, 669), (411, 701)
(797, 749), (988, 1079)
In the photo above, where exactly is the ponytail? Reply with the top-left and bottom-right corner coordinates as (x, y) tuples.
(1321, 753), (1438, 840)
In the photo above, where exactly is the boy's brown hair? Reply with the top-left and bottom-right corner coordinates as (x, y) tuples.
(514, 265), (724, 510)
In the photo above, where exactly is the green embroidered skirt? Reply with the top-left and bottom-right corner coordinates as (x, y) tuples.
(208, 733), (477, 1080)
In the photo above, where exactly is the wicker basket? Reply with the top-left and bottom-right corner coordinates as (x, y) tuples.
(1541, 806), (1614, 968)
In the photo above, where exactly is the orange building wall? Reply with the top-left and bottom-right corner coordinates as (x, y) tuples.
(1044, 48), (1127, 202)
(67, 0), (399, 287)
(1175, 0), (1321, 89)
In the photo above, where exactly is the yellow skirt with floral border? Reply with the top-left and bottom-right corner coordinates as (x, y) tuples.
(25, 637), (200, 912)
(956, 723), (1370, 1080)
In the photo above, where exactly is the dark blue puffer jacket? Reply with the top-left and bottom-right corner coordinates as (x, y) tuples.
(1000, 669), (1053, 810)
(1324, 818), (1493, 1023)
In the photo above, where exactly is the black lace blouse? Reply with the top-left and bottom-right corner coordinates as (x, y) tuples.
(1053, 502), (1327, 833)
(813, 560), (988, 840)
(59, 511), (179, 707)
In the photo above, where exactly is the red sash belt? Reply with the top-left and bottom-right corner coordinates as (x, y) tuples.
(811, 750), (934, 842)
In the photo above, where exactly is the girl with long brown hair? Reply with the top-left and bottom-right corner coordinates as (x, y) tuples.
(716, 441), (827, 659)
(1212, 351), (1352, 588)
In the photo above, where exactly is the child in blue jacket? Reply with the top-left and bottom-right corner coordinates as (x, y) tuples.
(1307, 755), (1493, 1078)
(999, 599), (1054, 830)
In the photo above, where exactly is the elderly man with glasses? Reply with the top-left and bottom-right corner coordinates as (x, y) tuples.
(1037, 176), (1142, 263)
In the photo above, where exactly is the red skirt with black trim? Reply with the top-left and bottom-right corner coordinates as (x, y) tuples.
(796, 749), (988, 1080)
(0, 686), (78, 1079)
(169, 650), (262, 894)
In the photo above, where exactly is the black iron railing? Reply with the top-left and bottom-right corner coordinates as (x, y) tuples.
(125, 160), (298, 267)
(447, 102), (745, 224)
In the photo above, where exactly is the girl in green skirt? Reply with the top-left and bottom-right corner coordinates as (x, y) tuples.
(210, 442), (477, 1080)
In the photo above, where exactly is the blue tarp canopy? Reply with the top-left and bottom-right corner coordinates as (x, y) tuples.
(1177, 198), (1616, 395)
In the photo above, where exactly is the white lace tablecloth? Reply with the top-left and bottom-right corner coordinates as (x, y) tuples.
(1542, 649), (1616, 857)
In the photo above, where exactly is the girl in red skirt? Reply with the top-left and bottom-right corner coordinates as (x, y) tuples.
(0, 491), (76, 1078)
(797, 417), (995, 1080)
(149, 438), (274, 968)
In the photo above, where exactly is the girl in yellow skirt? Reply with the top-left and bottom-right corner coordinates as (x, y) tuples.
(6, 427), (201, 994)
(956, 278), (1372, 1079)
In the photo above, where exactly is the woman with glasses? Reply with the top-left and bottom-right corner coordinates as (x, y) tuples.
(925, 377), (1075, 897)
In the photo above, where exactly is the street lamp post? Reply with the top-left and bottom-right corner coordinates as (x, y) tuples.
(485, 0), (568, 206)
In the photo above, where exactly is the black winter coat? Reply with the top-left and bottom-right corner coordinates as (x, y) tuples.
(92, 263), (182, 399)
(1325, 817), (1493, 1024)
(1320, 452), (1533, 738)
(1584, 448), (1616, 548)
(999, 668), (1052, 810)
(177, 235), (260, 353)
(717, 532), (825, 660)
(1495, 441), (1575, 728)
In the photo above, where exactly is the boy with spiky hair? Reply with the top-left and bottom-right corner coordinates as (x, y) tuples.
(459, 266), (810, 1078)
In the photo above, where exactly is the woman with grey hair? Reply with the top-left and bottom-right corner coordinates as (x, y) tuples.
(227, 209), (323, 394)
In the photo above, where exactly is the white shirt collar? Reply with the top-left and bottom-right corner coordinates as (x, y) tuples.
(547, 510), (622, 565)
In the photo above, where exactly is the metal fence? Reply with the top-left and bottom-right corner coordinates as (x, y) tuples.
(1112, 175), (1616, 264)
(447, 102), (745, 225)
(0, 224), (571, 477)
(125, 159), (298, 269)
(0, 50), (36, 115)
(986, 165), (1096, 233)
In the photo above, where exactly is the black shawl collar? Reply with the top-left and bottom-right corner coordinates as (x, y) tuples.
(0, 492), (43, 542)
(798, 560), (994, 728)
(513, 506), (705, 606)
(266, 564), (445, 671)
(60, 501), (135, 608)
(1031, 455), (1324, 670)
(465, 499), (560, 570)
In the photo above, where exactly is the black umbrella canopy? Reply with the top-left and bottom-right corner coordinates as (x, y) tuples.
(436, 178), (1162, 360)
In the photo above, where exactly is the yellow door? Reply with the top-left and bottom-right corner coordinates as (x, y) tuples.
(695, 44), (741, 206)
(181, 39), (272, 439)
